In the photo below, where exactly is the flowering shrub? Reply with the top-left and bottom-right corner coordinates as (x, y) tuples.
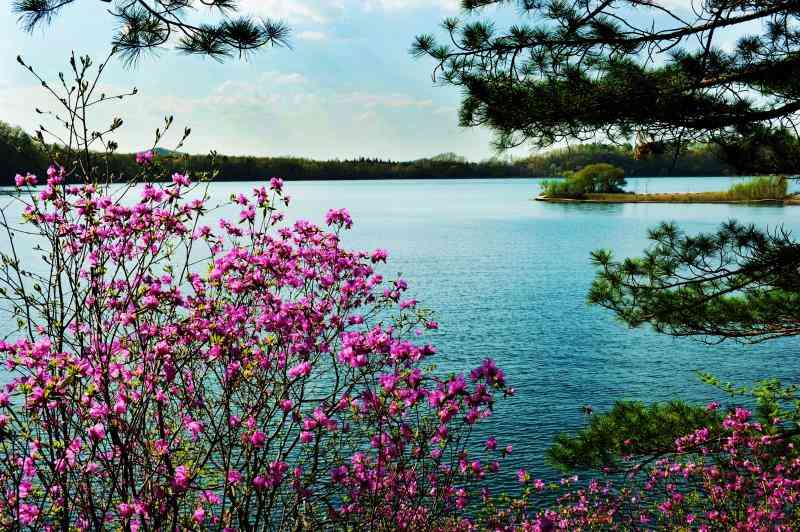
(7, 49), (800, 532)
(0, 160), (512, 529)
(477, 406), (800, 531)
(4, 164), (800, 532)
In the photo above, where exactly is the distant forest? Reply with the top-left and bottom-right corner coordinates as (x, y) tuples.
(0, 120), (735, 186)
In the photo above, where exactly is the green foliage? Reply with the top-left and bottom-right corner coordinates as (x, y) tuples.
(574, 163), (626, 193)
(415, 1), (800, 173)
(202, 154), (534, 180)
(428, 152), (468, 163)
(548, 374), (800, 476)
(0, 120), (539, 185)
(727, 175), (789, 200)
(522, 143), (731, 177)
(540, 163), (626, 197)
(539, 177), (585, 198)
(0, 121), (48, 180)
(698, 373), (800, 428)
(589, 221), (800, 343)
(716, 127), (800, 175)
(547, 400), (720, 473)
(12, 0), (290, 64)
(0, 123), (743, 186)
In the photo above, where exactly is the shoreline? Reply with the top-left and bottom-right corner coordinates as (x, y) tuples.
(534, 193), (800, 205)
(0, 175), (762, 188)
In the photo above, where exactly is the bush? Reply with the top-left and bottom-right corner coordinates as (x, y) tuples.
(539, 176), (586, 198)
(727, 175), (789, 200)
(540, 163), (626, 198)
(478, 406), (800, 530)
(580, 163), (627, 193)
(0, 52), (515, 531)
(0, 165), (512, 529)
(6, 52), (799, 532)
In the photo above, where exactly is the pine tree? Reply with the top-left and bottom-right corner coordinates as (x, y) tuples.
(13, 0), (290, 65)
(413, 0), (800, 165)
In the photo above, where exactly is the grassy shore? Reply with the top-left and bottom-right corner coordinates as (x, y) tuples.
(536, 176), (797, 204)
(536, 191), (800, 204)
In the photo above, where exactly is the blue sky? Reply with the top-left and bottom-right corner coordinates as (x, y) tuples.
(0, 1), (756, 161)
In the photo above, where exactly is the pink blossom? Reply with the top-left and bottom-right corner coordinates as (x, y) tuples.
(288, 361), (312, 379)
(19, 503), (39, 525)
(0, 173), (517, 529)
(250, 431), (266, 448)
(185, 418), (204, 440)
(325, 208), (353, 228)
(14, 173), (37, 187)
(88, 423), (106, 441)
(171, 172), (191, 186)
(135, 150), (154, 165)
(370, 249), (389, 263)
(173, 465), (191, 490)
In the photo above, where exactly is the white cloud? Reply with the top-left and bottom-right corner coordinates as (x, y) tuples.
(291, 92), (321, 106)
(0, 78), (498, 161)
(235, 0), (334, 24)
(434, 105), (457, 115)
(359, 0), (459, 11)
(655, 0), (697, 11)
(237, 0), (459, 26)
(338, 91), (434, 109)
(260, 71), (307, 85)
(297, 30), (328, 41)
(171, 84), (435, 121)
(202, 80), (279, 108)
(149, 71), (307, 114)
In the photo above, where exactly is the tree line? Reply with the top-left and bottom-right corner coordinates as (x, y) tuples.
(0, 120), (743, 186)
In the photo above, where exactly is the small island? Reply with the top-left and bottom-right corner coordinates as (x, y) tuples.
(535, 163), (798, 205)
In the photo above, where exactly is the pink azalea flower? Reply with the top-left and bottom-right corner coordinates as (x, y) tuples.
(135, 150), (154, 165)
(88, 423), (106, 442)
(288, 361), (312, 379)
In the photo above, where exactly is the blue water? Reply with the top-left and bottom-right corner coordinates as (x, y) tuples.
(264, 177), (800, 486)
(3, 177), (800, 491)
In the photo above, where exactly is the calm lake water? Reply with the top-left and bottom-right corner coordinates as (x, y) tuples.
(261, 177), (800, 487)
(3, 176), (800, 491)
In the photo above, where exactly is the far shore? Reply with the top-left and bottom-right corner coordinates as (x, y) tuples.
(534, 192), (800, 205)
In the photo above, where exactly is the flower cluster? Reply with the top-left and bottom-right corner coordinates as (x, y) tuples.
(7, 160), (796, 532)
(135, 150), (154, 166)
(476, 406), (800, 531)
(0, 165), (510, 529)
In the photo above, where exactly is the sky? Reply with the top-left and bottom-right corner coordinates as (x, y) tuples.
(0, 1), (758, 161)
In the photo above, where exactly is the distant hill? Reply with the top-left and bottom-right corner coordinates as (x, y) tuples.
(521, 143), (732, 177)
(0, 121), (48, 184)
(1, 120), (735, 186)
(152, 147), (182, 156)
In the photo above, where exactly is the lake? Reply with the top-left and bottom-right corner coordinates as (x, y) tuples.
(2, 176), (799, 491)
(259, 176), (800, 487)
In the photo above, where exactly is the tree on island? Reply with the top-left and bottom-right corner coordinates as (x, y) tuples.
(413, 0), (800, 170)
(541, 162), (627, 197)
(13, 0), (290, 64)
